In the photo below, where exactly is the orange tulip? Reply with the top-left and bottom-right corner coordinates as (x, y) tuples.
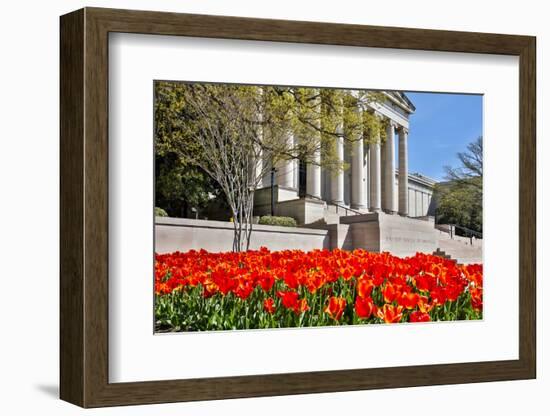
(356, 278), (374, 299)
(296, 298), (310, 314)
(325, 297), (347, 321)
(470, 286), (483, 311)
(382, 283), (398, 303)
(376, 304), (404, 324)
(397, 291), (420, 310)
(417, 295), (433, 314)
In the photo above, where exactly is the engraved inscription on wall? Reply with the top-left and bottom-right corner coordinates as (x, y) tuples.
(384, 236), (433, 244)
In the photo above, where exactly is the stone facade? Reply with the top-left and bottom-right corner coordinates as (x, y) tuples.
(254, 92), (436, 224)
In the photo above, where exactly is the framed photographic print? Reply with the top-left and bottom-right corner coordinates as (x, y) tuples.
(60, 7), (536, 408)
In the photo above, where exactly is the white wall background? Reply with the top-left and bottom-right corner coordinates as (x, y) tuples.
(0, 0), (545, 414)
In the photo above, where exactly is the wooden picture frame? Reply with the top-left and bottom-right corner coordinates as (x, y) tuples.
(60, 7), (536, 408)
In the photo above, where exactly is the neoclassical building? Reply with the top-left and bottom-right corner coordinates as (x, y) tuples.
(157, 90), (481, 263)
(254, 91), (435, 225)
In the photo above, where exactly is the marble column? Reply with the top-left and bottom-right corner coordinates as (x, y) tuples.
(261, 152), (272, 188)
(398, 127), (409, 216)
(364, 145), (370, 208)
(253, 146), (263, 189)
(351, 139), (366, 209)
(253, 109), (264, 189)
(330, 98), (345, 204)
(256, 87), (272, 189)
(306, 154), (321, 198)
(350, 101), (367, 209)
(276, 132), (295, 188)
(384, 122), (397, 213)
(369, 138), (381, 212)
(306, 89), (322, 198)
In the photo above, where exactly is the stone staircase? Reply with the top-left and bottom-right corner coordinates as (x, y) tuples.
(432, 247), (454, 261)
(435, 230), (483, 264)
(324, 201), (364, 224)
(302, 196), (483, 264)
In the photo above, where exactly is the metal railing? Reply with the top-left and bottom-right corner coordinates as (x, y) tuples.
(331, 202), (363, 216)
(442, 223), (482, 245)
(305, 193), (363, 216)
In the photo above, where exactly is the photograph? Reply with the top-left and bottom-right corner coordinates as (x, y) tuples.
(153, 82), (483, 332)
(49, 4), (538, 410)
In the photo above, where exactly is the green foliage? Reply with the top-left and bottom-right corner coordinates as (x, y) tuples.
(435, 180), (482, 233)
(155, 207), (168, 217)
(155, 82), (224, 217)
(154, 280), (481, 332)
(258, 215), (297, 228)
(435, 137), (483, 234)
(155, 82), (386, 179)
(154, 81), (389, 248)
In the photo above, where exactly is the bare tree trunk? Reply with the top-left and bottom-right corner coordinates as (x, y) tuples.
(244, 190), (255, 251)
(231, 208), (239, 252)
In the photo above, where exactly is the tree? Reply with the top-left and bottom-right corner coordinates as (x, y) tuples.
(154, 152), (224, 218)
(155, 82), (222, 217)
(435, 136), (483, 234)
(155, 82), (386, 251)
(444, 136), (482, 190)
(177, 84), (272, 251)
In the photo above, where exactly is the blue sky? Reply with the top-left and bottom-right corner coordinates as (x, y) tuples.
(404, 92), (483, 181)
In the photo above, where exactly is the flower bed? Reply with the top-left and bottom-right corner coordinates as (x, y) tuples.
(155, 248), (482, 332)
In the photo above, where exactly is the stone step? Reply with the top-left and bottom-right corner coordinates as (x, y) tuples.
(433, 248), (454, 261)
(436, 229), (482, 247)
(437, 237), (483, 264)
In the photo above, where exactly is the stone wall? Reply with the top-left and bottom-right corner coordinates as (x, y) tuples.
(327, 224), (353, 251)
(155, 217), (329, 254)
(155, 214), (478, 262)
(341, 212), (437, 257)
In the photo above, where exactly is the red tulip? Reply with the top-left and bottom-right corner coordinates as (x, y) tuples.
(277, 290), (308, 314)
(410, 311), (431, 322)
(430, 286), (448, 306)
(263, 298), (276, 314)
(355, 296), (375, 319)
(277, 290), (299, 310)
(414, 275), (434, 292)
